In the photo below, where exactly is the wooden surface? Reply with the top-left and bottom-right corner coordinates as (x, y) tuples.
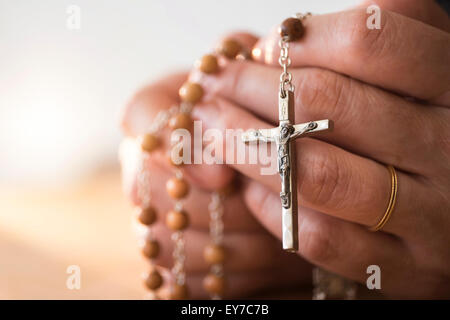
(0, 170), (146, 299)
(0, 169), (375, 300)
(0, 170), (310, 300)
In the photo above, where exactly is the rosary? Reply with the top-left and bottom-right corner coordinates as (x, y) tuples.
(136, 13), (356, 300)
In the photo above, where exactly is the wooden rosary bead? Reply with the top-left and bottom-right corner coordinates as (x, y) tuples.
(168, 113), (192, 130)
(203, 273), (226, 295)
(169, 283), (189, 300)
(138, 207), (157, 225)
(197, 54), (219, 74)
(217, 38), (241, 59)
(140, 133), (159, 153)
(166, 209), (189, 231)
(279, 17), (304, 41)
(166, 177), (189, 199)
(203, 243), (226, 265)
(144, 270), (163, 290)
(142, 240), (160, 259)
(179, 82), (203, 104)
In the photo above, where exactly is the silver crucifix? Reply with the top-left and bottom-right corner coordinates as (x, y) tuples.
(242, 90), (331, 252)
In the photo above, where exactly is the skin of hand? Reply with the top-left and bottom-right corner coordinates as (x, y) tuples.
(120, 0), (450, 298)
(120, 72), (312, 299)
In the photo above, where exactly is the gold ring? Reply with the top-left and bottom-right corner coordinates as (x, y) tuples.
(369, 165), (398, 232)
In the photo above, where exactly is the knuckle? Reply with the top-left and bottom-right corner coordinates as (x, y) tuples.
(299, 146), (352, 211)
(293, 69), (327, 113)
(294, 69), (353, 126)
(341, 8), (392, 61)
(226, 61), (251, 100)
(432, 110), (450, 165)
(298, 218), (337, 263)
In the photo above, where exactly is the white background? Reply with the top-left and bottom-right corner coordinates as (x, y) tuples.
(0, 0), (359, 185)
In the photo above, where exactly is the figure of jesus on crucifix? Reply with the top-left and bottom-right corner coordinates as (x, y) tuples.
(242, 89), (331, 252)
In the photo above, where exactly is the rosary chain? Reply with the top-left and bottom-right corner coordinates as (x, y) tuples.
(278, 12), (312, 97)
(295, 12), (312, 20)
(170, 136), (189, 287)
(137, 101), (193, 297)
(147, 102), (192, 134)
(171, 230), (186, 286)
(208, 191), (225, 300)
(208, 192), (225, 245)
(278, 38), (293, 96)
(312, 268), (357, 300)
(137, 153), (151, 209)
(280, 11), (357, 300)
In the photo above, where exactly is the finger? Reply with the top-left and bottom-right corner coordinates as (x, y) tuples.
(214, 31), (259, 52)
(120, 33), (259, 191)
(154, 267), (309, 299)
(137, 223), (310, 275)
(188, 267), (310, 299)
(252, 8), (450, 102)
(193, 97), (435, 239)
(196, 60), (446, 175)
(120, 72), (235, 191)
(242, 179), (421, 298)
(358, 0), (450, 32)
(193, 31), (259, 81)
(120, 72), (186, 136)
(120, 138), (263, 232)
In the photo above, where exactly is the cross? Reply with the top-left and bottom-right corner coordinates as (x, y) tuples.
(242, 89), (331, 252)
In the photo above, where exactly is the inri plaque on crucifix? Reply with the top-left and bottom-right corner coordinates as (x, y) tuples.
(242, 14), (332, 252)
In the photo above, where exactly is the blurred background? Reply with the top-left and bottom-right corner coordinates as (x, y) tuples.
(0, 0), (359, 299)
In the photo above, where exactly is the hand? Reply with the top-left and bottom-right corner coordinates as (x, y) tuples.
(189, 0), (450, 298)
(120, 72), (312, 299)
